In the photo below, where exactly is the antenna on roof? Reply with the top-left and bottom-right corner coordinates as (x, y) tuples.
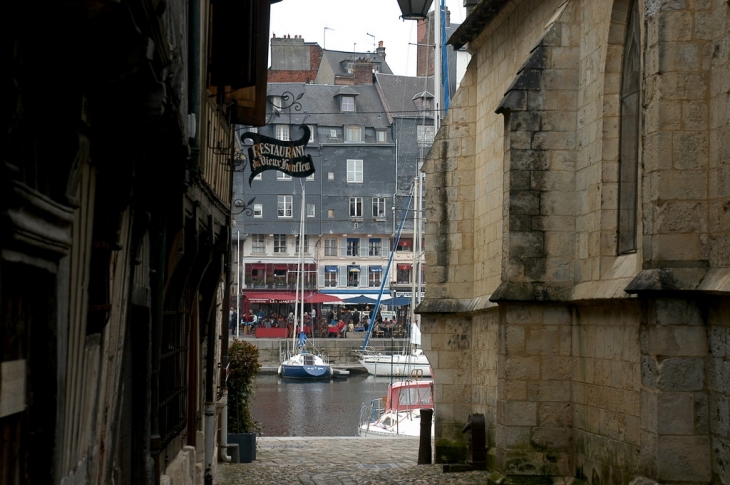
(324, 26), (334, 49)
(366, 33), (375, 52)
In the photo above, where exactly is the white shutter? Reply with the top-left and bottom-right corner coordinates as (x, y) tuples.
(360, 238), (368, 257)
(338, 265), (347, 286)
(318, 266), (325, 287)
(340, 238), (347, 257)
(360, 265), (368, 287)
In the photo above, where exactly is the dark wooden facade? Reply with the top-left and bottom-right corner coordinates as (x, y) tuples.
(0, 0), (271, 484)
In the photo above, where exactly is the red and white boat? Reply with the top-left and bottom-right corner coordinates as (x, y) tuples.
(358, 380), (434, 437)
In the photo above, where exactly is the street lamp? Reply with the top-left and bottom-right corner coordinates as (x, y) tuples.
(396, 0), (434, 20)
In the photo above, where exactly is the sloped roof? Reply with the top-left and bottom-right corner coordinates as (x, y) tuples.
(320, 50), (393, 76)
(267, 82), (389, 128)
(374, 73), (434, 121)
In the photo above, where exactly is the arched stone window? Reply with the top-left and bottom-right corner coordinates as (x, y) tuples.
(617, 0), (641, 254)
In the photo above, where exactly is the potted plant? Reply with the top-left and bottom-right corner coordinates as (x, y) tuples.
(266, 276), (274, 288)
(227, 339), (261, 463)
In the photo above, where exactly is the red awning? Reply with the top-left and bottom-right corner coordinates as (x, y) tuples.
(397, 264), (412, 270)
(244, 291), (342, 303)
(245, 291), (297, 302)
(304, 293), (342, 303)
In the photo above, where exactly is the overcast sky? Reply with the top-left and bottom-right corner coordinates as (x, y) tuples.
(269, 0), (466, 77)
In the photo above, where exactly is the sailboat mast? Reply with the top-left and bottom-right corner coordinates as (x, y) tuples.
(360, 184), (414, 351)
(293, 184), (306, 351)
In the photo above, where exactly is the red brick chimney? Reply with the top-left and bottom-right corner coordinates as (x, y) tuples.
(376, 40), (385, 59)
(353, 58), (373, 85)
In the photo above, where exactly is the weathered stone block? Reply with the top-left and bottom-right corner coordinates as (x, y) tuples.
(538, 402), (571, 427)
(650, 298), (704, 326)
(510, 190), (540, 215)
(510, 149), (549, 171)
(647, 326), (708, 357)
(656, 392), (694, 435)
(541, 356), (572, 380)
(505, 325), (525, 353)
(530, 427), (572, 451)
(502, 401), (538, 427)
(657, 435), (711, 482)
(502, 451), (545, 475)
(526, 327), (560, 355)
(505, 356), (541, 380)
(504, 426), (532, 450)
(509, 232), (544, 258)
(510, 111), (541, 132)
(656, 357), (705, 391)
(527, 381), (571, 402)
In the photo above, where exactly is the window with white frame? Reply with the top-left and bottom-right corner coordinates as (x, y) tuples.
(307, 203), (315, 217)
(275, 124), (290, 141)
(417, 125), (435, 146)
(345, 125), (362, 142)
(328, 172), (334, 180)
(273, 234), (287, 253)
(251, 234), (265, 253)
(347, 266), (360, 287)
(295, 235), (309, 254)
(308, 125), (316, 143)
(324, 238), (338, 256)
(372, 197), (386, 218)
(347, 238), (359, 256)
(253, 203), (263, 217)
(324, 266), (338, 287)
(349, 197), (363, 218)
(277, 171), (292, 180)
(329, 129), (337, 138)
(377, 130), (386, 143)
(369, 267), (382, 287)
(271, 95), (282, 112)
(327, 209), (335, 219)
(341, 96), (355, 112)
(277, 195), (293, 217)
(368, 238), (382, 257)
(347, 159), (363, 183)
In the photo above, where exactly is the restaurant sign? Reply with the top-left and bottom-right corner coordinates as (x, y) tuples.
(241, 125), (315, 186)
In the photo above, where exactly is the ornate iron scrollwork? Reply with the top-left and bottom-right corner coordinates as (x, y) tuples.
(232, 197), (256, 216)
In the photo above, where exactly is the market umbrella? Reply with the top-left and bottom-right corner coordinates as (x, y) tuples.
(304, 293), (342, 303)
(381, 297), (411, 306)
(342, 295), (380, 304)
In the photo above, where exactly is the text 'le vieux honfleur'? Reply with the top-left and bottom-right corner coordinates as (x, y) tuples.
(242, 125), (315, 185)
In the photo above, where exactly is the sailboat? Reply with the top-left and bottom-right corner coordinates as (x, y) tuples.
(356, 179), (432, 378)
(278, 184), (332, 380)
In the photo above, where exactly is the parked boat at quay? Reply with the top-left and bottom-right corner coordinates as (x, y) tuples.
(358, 379), (434, 437)
(278, 343), (332, 380)
(277, 185), (332, 380)
(357, 348), (431, 377)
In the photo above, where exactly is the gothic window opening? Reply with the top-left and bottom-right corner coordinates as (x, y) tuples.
(618, 0), (641, 254)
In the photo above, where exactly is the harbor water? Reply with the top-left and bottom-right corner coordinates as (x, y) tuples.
(250, 373), (430, 437)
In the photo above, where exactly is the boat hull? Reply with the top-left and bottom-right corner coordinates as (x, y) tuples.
(359, 354), (431, 377)
(359, 410), (434, 437)
(280, 364), (332, 380)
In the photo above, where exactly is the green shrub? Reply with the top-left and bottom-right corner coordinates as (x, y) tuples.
(227, 339), (261, 433)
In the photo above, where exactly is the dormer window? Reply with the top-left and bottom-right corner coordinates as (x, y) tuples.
(412, 91), (434, 113)
(271, 95), (282, 112)
(341, 96), (355, 112)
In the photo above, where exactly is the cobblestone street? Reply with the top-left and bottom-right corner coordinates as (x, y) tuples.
(215, 437), (492, 485)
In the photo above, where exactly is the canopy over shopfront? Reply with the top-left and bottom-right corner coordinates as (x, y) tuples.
(244, 291), (341, 303)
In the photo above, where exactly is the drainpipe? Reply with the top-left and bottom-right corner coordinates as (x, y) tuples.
(217, 389), (231, 462)
(188, 0), (201, 175)
(150, 222), (166, 485)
